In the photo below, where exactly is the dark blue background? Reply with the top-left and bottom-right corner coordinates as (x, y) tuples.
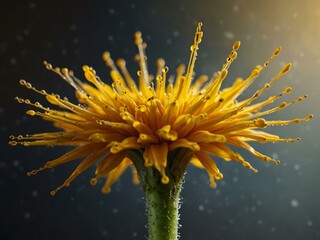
(1, 0), (319, 239)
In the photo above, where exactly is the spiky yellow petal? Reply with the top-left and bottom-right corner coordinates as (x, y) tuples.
(10, 22), (311, 195)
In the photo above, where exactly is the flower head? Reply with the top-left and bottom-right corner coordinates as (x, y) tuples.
(10, 23), (312, 195)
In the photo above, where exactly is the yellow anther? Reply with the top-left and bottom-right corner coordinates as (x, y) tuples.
(161, 175), (170, 184)
(273, 47), (281, 56)
(279, 102), (287, 108)
(26, 110), (36, 116)
(233, 41), (241, 50)
(281, 63), (292, 74)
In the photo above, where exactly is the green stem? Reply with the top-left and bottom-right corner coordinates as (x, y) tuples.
(144, 168), (182, 240)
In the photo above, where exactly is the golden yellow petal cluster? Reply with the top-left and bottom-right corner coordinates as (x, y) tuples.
(10, 23), (312, 195)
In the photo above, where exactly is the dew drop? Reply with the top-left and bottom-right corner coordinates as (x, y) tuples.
(162, 66), (169, 73)
(9, 141), (18, 146)
(90, 178), (97, 186)
(19, 79), (26, 85)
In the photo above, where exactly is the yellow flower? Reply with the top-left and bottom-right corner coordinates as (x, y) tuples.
(10, 23), (312, 195)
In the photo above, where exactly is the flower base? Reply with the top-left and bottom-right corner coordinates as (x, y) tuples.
(129, 148), (193, 240)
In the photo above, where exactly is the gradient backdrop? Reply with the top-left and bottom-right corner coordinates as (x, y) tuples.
(1, 0), (319, 239)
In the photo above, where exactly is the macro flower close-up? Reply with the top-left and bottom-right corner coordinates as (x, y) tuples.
(2, 1), (320, 240)
(9, 22), (312, 239)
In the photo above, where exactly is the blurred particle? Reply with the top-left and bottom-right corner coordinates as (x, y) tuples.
(0, 43), (6, 53)
(290, 199), (299, 208)
(113, 208), (119, 214)
(271, 153), (279, 160)
(249, 12), (256, 20)
(307, 221), (313, 227)
(24, 212), (31, 219)
(233, 177), (238, 183)
(173, 31), (179, 37)
(61, 49), (68, 56)
(294, 164), (300, 171)
(28, 2), (36, 9)
(13, 160), (19, 167)
(109, 8), (115, 15)
(0, 161), (6, 169)
(69, 24), (77, 31)
(198, 204), (204, 211)
(132, 232), (138, 237)
(101, 230), (108, 236)
(32, 190), (38, 197)
(73, 38), (79, 44)
(233, 5), (239, 12)
(119, 20), (125, 27)
(224, 31), (234, 40)
(17, 35), (23, 42)
(46, 42), (53, 48)
(23, 29), (30, 36)
(261, 34), (268, 40)
(20, 50), (27, 56)
(10, 58), (17, 66)
(108, 35), (114, 42)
